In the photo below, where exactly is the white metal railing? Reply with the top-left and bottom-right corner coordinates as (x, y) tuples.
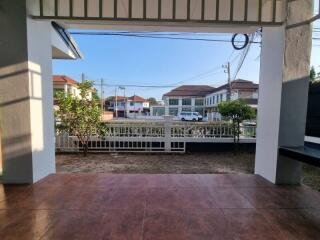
(55, 121), (256, 153)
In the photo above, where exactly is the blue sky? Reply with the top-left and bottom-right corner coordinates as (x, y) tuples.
(53, 33), (262, 99)
(53, 4), (320, 100)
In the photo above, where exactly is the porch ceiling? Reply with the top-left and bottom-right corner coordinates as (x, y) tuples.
(28, 0), (286, 32)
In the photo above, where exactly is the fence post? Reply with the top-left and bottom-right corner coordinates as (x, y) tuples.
(164, 120), (172, 152)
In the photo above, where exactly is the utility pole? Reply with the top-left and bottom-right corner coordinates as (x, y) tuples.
(222, 62), (231, 101)
(115, 87), (118, 119)
(119, 86), (126, 118)
(81, 73), (85, 83)
(100, 78), (104, 114)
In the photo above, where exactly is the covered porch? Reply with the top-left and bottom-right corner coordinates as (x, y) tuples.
(0, 0), (319, 238)
(0, 0), (316, 185)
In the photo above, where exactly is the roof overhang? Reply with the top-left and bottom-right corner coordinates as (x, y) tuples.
(51, 22), (83, 59)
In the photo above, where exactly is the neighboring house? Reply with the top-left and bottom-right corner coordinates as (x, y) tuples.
(105, 95), (150, 117)
(205, 79), (259, 121)
(53, 75), (93, 104)
(53, 75), (81, 98)
(162, 85), (215, 116)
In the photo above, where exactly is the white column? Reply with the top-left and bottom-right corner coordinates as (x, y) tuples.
(0, 0), (55, 183)
(64, 83), (68, 94)
(191, 98), (195, 111)
(164, 98), (169, 115)
(255, 0), (313, 184)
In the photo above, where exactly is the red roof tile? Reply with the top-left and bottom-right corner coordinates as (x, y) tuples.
(106, 96), (127, 101)
(106, 95), (147, 102)
(53, 75), (78, 86)
(128, 95), (147, 102)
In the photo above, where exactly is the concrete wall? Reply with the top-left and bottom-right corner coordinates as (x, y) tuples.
(0, 0), (55, 183)
(255, 0), (313, 184)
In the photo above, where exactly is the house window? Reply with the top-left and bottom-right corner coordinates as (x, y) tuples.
(130, 102), (134, 106)
(182, 108), (191, 112)
(169, 108), (179, 116)
(182, 98), (191, 106)
(209, 98), (212, 105)
(153, 107), (165, 116)
(212, 96), (215, 104)
(195, 99), (204, 106)
(169, 99), (179, 105)
(220, 94), (223, 101)
(195, 108), (204, 115)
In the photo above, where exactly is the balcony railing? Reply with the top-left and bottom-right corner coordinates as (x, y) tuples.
(30, 0), (286, 26)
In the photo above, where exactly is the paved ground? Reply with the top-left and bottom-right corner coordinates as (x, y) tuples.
(1, 174), (320, 239)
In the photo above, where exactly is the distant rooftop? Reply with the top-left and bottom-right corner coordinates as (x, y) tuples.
(209, 79), (258, 94)
(53, 75), (78, 86)
(106, 95), (147, 102)
(163, 85), (215, 98)
(128, 95), (147, 102)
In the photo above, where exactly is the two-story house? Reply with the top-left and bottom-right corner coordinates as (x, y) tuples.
(53, 75), (93, 100)
(162, 85), (215, 116)
(53, 75), (81, 98)
(205, 79), (259, 121)
(105, 95), (150, 117)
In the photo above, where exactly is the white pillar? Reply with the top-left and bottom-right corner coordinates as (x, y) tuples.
(191, 98), (195, 112)
(255, 0), (313, 184)
(64, 83), (68, 94)
(0, 0), (55, 183)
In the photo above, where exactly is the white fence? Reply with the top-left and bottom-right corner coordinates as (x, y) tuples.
(56, 122), (256, 153)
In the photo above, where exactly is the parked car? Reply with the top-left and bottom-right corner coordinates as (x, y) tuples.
(179, 112), (203, 121)
(242, 120), (256, 126)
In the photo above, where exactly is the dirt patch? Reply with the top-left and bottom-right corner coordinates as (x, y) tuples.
(56, 152), (320, 192)
(302, 164), (320, 191)
(56, 152), (255, 174)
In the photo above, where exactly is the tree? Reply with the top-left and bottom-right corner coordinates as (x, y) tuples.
(55, 81), (103, 156)
(147, 97), (158, 106)
(218, 100), (256, 143)
(91, 89), (100, 102)
(310, 66), (316, 82)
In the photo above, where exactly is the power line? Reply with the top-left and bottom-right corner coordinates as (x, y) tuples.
(94, 83), (176, 88)
(232, 33), (255, 80)
(70, 31), (261, 43)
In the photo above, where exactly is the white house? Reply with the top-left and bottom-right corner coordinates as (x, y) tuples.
(53, 75), (94, 107)
(105, 95), (150, 117)
(162, 85), (215, 116)
(205, 79), (259, 121)
(53, 75), (81, 98)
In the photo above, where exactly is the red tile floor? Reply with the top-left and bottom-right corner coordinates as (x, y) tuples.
(0, 174), (320, 239)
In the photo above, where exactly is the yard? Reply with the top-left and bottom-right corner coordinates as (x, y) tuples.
(56, 152), (320, 191)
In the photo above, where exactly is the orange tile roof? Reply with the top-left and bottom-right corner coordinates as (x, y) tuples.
(128, 95), (147, 102)
(53, 75), (78, 86)
(106, 95), (147, 102)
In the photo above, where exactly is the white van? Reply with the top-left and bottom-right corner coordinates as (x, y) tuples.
(179, 112), (203, 121)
